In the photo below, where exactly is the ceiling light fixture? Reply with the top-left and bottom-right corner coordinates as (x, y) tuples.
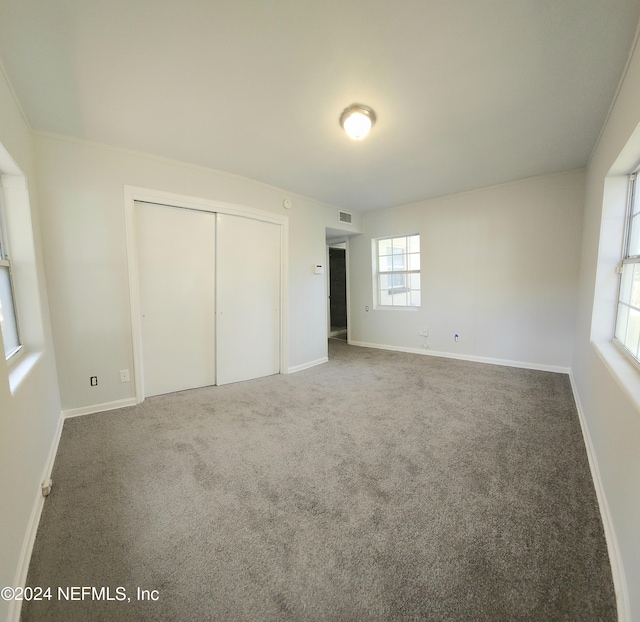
(340, 104), (376, 140)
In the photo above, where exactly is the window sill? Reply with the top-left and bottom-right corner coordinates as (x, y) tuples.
(9, 350), (43, 394)
(5, 343), (23, 361)
(373, 306), (421, 311)
(592, 340), (640, 413)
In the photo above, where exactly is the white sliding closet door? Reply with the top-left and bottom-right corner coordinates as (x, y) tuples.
(135, 202), (216, 397)
(216, 214), (280, 385)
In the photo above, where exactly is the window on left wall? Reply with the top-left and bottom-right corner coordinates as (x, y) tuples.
(0, 193), (21, 359)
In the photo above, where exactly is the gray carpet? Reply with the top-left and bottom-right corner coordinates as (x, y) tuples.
(22, 341), (616, 621)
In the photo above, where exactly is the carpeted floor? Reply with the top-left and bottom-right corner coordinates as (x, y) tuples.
(21, 341), (616, 621)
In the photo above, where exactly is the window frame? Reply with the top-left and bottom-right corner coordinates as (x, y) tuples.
(614, 171), (640, 365)
(0, 191), (22, 360)
(374, 233), (421, 309)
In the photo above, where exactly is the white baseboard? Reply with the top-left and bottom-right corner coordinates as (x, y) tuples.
(287, 357), (328, 374)
(8, 411), (65, 622)
(62, 397), (137, 419)
(348, 340), (571, 374)
(569, 372), (629, 622)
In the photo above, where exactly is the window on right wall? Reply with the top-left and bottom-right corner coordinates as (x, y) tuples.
(0, 192), (21, 359)
(375, 234), (421, 308)
(614, 171), (640, 361)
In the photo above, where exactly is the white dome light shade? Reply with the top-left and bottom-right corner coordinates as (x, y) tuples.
(340, 104), (376, 140)
(343, 112), (371, 140)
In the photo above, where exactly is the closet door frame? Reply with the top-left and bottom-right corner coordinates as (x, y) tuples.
(124, 185), (289, 404)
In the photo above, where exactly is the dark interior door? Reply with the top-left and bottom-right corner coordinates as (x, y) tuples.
(329, 248), (347, 331)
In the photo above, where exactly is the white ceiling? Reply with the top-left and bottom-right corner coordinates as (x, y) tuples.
(1, 0), (639, 211)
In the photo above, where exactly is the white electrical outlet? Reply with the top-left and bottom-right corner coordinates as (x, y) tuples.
(419, 327), (429, 337)
(120, 369), (130, 383)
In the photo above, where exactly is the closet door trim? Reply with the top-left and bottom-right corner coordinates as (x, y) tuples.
(124, 185), (288, 403)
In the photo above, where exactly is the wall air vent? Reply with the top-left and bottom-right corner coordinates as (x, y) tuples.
(338, 210), (353, 225)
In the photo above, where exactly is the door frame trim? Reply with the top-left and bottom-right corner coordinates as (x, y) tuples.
(124, 185), (289, 403)
(326, 238), (351, 343)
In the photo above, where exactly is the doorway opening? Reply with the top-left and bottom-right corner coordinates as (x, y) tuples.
(327, 241), (347, 342)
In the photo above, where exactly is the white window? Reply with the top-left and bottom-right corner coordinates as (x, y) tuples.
(0, 194), (20, 359)
(375, 234), (421, 307)
(615, 172), (640, 361)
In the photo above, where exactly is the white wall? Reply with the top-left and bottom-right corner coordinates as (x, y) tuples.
(573, 31), (640, 619)
(350, 169), (584, 370)
(34, 133), (360, 412)
(0, 67), (61, 622)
